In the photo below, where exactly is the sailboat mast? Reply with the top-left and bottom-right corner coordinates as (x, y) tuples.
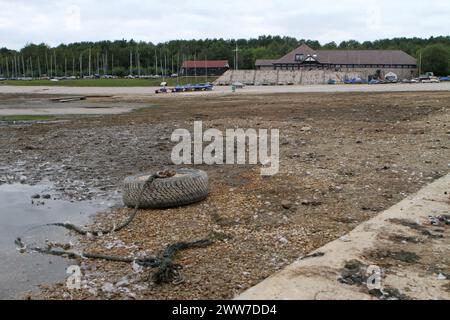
(129, 49), (133, 76)
(159, 49), (164, 81)
(21, 55), (25, 77)
(177, 52), (180, 85)
(6, 57), (9, 78)
(79, 53), (83, 78)
(53, 51), (57, 77)
(38, 56), (41, 78)
(96, 51), (99, 75)
(49, 54), (52, 78)
(194, 53), (197, 84)
(45, 52), (48, 77)
(88, 48), (92, 76)
(164, 53), (167, 79)
(154, 48), (158, 77)
(30, 57), (33, 78)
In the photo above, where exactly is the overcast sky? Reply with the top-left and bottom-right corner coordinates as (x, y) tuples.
(1, 0), (449, 50)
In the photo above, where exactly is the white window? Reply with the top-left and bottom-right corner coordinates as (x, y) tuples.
(295, 54), (304, 62)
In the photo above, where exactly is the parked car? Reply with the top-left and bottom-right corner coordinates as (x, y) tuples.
(421, 76), (440, 83)
(430, 77), (440, 83)
(155, 87), (168, 94)
(172, 85), (185, 93)
(439, 76), (450, 82)
(344, 77), (366, 84)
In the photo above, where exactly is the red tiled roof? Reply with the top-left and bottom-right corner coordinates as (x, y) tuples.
(182, 60), (229, 68)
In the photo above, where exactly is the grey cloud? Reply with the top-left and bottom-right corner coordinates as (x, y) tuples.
(0, 0), (449, 49)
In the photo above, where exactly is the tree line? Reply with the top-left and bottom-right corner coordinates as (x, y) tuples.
(0, 35), (449, 78)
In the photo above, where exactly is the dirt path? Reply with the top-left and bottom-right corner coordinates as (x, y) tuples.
(1, 91), (449, 299)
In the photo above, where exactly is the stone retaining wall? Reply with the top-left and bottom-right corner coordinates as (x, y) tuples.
(214, 68), (417, 86)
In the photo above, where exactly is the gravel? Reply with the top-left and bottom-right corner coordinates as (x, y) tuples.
(1, 91), (448, 300)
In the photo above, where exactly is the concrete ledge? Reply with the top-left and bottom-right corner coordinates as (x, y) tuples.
(237, 174), (450, 300)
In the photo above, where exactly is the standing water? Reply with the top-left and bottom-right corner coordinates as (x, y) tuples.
(0, 183), (106, 299)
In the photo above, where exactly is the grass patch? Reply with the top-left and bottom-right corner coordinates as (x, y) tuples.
(0, 115), (57, 122)
(0, 77), (218, 87)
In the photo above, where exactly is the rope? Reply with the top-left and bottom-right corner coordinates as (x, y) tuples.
(15, 170), (213, 284)
(46, 174), (158, 236)
(15, 238), (212, 284)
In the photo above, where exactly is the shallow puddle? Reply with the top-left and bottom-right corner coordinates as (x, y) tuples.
(0, 183), (105, 299)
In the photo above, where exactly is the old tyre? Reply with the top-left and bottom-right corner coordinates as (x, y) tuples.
(122, 168), (209, 209)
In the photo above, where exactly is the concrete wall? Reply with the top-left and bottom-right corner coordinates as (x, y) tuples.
(214, 68), (417, 86)
(215, 70), (233, 85)
(273, 67), (417, 80)
(349, 67), (417, 80)
(215, 70), (361, 86)
(255, 70), (278, 85)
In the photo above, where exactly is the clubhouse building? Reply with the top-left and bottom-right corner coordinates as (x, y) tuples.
(255, 44), (417, 78)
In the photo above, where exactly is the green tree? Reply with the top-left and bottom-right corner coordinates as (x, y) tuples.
(323, 41), (337, 49)
(2, 35), (450, 75)
(420, 44), (450, 75)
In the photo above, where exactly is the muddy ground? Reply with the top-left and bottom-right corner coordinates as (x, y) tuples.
(0, 91), (449, 299)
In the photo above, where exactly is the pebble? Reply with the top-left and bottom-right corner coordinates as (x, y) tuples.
(301, 199), (322, 206)
(116, 276), (130, 287)
(281, 200), (292, 209)
(88, 288), (98, 296)
(101, 282), (116, 293)
(132, 261), (143, 273)
(437, 273), (447, 280)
